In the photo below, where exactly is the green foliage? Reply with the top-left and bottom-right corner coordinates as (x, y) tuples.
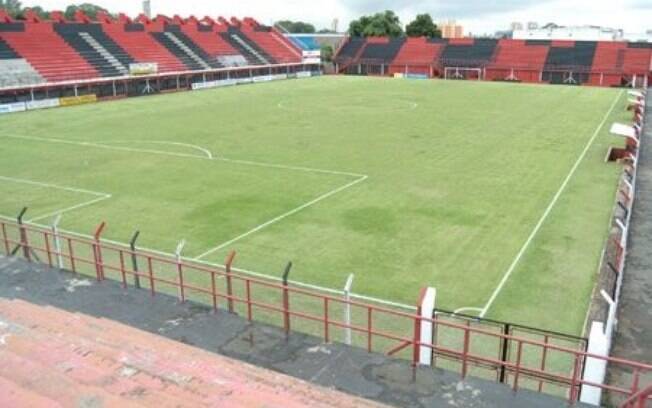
(0, 0), (22, 17)
(348, 10), (404, 37)
(275, 20), (316, 34)
(320, 44), (334, 62)
(405, 14), (441, 38)
(64, 3), (108, 20)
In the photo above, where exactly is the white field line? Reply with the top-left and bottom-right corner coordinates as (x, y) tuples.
(278, 100), (418, 112)
(453, 307), (483, 315)
(0, 213), (416, 311)
(195, 175), (368, 260)
(97, 140), (214, 159)
(28, 196), (112, 223)
(0, 175), (112, 223)
(479, 90), (625, 318)
(0, 134), (365, 178)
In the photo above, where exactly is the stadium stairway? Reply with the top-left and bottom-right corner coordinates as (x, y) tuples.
(0, 21), (99, 83)
(151, 30), (211, 71)
(0, 298), (382, 407)
(240, 19), (303, 64)
(0, 36), (44, 88)
(219, 26), (274, 65)
(101, 22), (189, 73)
(0, 256), (591, 408)
(54, 23), (135, 77)
(180, 22), (247, 68)
(589, 42), (628, 86)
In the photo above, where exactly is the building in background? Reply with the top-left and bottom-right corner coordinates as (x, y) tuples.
(440, 20), (464, 39)
(143, 0), (151, 18)
(510, 22), (523, 32)
(513, 24), (624, 41)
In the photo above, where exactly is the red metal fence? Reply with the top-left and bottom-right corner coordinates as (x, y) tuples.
(1, 217), (650, 406)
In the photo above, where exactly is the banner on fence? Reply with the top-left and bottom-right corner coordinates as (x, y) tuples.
(130, 63), (158, 75)
(59, 94), (97, 107)
(26, 98), (60, 111)
(297, 71), (312, 79)
(0, 101), (26, 114)
(191, 79), (238, 91)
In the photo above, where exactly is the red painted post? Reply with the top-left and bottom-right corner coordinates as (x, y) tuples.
(67, 238), (76, 273)
(539, 335), (550, 392)
(1, 222), (9, 255)
(92, 222), (106, 281)
(513, 341), (523, 392)
(43, 232), (52, 267)
(147, 256), (155, 296)
(569, 353), (583, 403)
(119, 250), (127, 288)
(245, 279), (252, 321)
(225, 251), (236, 313)
(324, 297), (329, 343)
(462, 322), (471, 379)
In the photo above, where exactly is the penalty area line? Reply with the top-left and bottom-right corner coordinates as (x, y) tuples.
(0, 175), (112, 223)
(195, 175), (368, 260)
(479, 89), (624, 318)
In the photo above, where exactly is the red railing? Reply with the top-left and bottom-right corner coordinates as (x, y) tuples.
(1, 217), (650, 405)
(620, 384), (652, 408)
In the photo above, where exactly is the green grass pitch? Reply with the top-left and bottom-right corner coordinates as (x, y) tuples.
(0, 76), (629, 335)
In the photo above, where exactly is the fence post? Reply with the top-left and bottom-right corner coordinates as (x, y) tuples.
(1, 221), (9, 255)
(92, 222), (106, 281)
(129, 231), (141, 289)
(499, 324), (511, 384)
(343, 274), (354, 345)
(14, 207), (31, 261)
(282, 262), (292, 335)
(175, 239), (186, 302)
(51, 214), (63, 269)
(225, 251), (236, 313)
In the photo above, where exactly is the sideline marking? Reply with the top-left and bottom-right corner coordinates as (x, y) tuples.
(453, 307), (483, 316)
(277, 100), (418, 112)
(479, 90), (625, 318)
(0, 134), (365, 178)
(0, 175), (112, 223)
(0, 134), (369, 257)
(97, 140), (214, 159)
(196, 175), (368, 260)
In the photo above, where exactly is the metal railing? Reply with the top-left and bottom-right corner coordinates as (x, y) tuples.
(0, 217), (650, 405)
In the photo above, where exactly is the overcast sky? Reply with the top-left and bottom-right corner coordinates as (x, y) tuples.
(21, 0), (652, 35)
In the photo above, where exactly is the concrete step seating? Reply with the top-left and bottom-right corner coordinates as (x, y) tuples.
(0, 299), (382, 407)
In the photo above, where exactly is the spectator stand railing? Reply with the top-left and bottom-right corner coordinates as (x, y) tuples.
(0, 215), (650, 407)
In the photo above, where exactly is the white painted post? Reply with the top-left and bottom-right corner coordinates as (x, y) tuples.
(601, 290), (617, 338)
(343, 274), (354, 345)
(419, 287), (437, 366)
(175, 239), (186, 301)
(51, 214), (63, 269)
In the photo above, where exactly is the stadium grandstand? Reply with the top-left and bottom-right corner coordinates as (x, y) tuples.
(334, 37), (652, 87)
(1, 4), (652, 408)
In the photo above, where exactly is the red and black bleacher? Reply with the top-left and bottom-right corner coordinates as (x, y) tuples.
(0, 11), (303, 88)
(334, 36), (652, 87)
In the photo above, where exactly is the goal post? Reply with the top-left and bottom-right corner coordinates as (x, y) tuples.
(444, 67), (483, 81)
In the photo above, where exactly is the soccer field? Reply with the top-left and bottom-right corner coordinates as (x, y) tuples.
(0, 76), (628, 334)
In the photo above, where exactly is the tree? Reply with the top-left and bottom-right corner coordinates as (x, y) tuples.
(320, 44), (334, 62)
(348, 11), (403, 38)
(405, 14), (441, 38)
(64, 3), (108, 20)
(27, 5), (49, 19)
(0, 0), (22, 17)
(275, 20), (316, 34)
